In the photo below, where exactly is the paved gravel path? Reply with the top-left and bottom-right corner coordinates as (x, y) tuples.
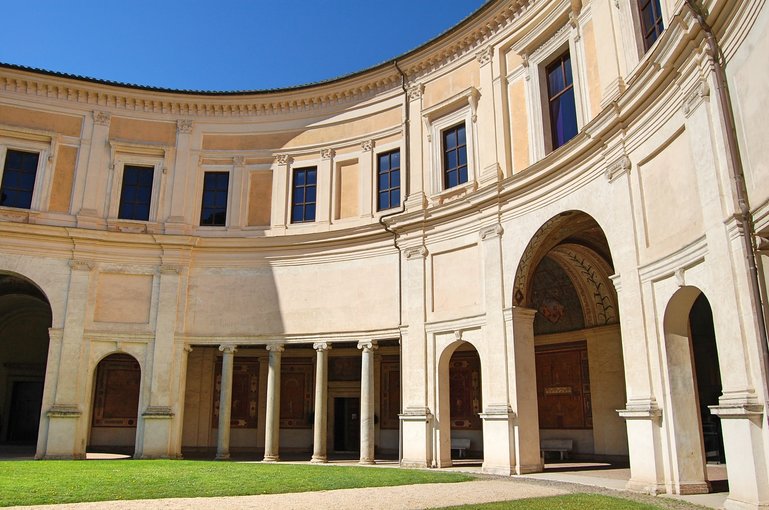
(8, 480), (567, 510)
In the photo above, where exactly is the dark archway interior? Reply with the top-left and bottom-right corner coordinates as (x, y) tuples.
(689, 294), (725, 464)
(0, 274), (52, 446)
(448, 343), (483, 459)
(89, 353), (141, 453)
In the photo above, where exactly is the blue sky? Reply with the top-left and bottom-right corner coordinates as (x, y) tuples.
(0, 1), (487, 92)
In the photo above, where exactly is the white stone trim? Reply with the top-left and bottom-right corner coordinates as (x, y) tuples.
(0, 131), (53, 214)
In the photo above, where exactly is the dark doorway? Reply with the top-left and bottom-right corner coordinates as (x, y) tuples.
(690, 294), (725, 464)
(7, 380), (44, 443)
(333, 397), (360, 452)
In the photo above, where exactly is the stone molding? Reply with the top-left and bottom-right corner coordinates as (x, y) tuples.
(407, 83), (424, 101)
(361, 139), (374, 152)
(142, 406), (174, 418)
(321, 148), (335, 160)
(233, 155), (246, 167)
(617, 398), (663, 422)
(682, 79), (710, 116)
(47, 404), (81, 417)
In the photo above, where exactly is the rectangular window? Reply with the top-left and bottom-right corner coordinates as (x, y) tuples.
(442, 124), (468, 189)
(118, 165), (153, 221)
(291, 167), (317, 223)
(0, 149), (39, 209)
(546, 52), (578, 150)
(200, 172), (229, 226)
(638, 0), (664, 51)
(377, 150), (401, 211)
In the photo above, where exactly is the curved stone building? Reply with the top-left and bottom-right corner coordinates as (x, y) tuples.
(1, 0), (768, 507)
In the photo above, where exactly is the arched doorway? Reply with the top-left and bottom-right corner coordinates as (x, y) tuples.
(663, 287), (726, 493)
(88, 353), (141, 456)
(436, 341), (483, 467)
(0, 273), (52, 453)
(513, 211), (628, 464)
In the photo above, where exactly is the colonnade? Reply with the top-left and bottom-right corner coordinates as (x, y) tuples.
(212, 340), (379, 463)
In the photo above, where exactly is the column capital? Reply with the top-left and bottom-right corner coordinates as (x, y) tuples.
(266, 343), (285, 353)
(218, 344), (238, 354)
(512, 306), (537, 323)
(176, 119), (193, 134)
(69, 258), (94, 272)
(313, 342), (332, 352)
(92, 110), (111, 126)
(357, 340), (378, 352)
(479, 223), (504, 241)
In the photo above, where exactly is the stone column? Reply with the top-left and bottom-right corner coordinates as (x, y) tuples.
(311, 342), (331, 463)
(317, 149), (334, 225)
(215, 344), (237, 460)
(475, 46), (501, 187)
(358, 340), (378, 464)
(263, 344), (284, 462)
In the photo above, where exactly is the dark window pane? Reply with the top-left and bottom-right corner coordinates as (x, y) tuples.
(292, 205), (303, 222)
(459, 166), (468, 185)
(291, 167), (317, 223)
(564, 55), (573, 86)
(306, 185), (316, 203)
(379, 193), (389, 211)
(446, 151), (458, 170)
(304, 204), (316, 221)
(379, 173), (389, 190)
(294, 187), (305, 204)
(446, 171), (458, 189)
(379, 154), (390, 172)
(1, 149), (39, 209)
(548, 64), (564, 95)
(458, 149), (467, 167)
(199, 172), (228, 226)
(391, 189), (400, 207)
(391, 151), (400, 169)
(444, 129), (456, 149)
(391, 169), (400, 187)
(294, 171), (305, 186)
(306, 169), (317, 184)
(457, 125), (466, 146)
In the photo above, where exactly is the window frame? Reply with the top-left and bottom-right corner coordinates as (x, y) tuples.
(637, 0), (665, 52)
(290, 166), (318, 224)
(376, 148), (401, 211)
(117, 164), (155, 222)
(615, 0), (670, 73)
(0, 136), (51, 212)
(106, 153), (164, 225)
(545, 50), (579, 151)
(199, 170), (231, 227)
(424, 88), (479, 199)
(441, 124), (468, 190)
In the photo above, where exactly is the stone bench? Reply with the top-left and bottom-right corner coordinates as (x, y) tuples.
(451, 438), (471, 458)
(540, 438), (573, 460)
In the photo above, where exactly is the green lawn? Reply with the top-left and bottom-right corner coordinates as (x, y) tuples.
(0, 460), (473, 507)
(436, 494), (675, 510)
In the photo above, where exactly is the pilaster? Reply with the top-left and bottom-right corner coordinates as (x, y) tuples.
(475, 46), (501, 187)
(165, 119), (194, 231)
(77, 111), (111, 227)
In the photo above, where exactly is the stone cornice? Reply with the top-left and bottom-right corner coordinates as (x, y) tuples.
(0, 1), (533, 117)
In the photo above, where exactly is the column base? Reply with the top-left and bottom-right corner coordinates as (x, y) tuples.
(625, 479), (664, 495)
(668, 481), (711, 495)
(262, 455), (280, 462)
(215, 453), (231, 461)
(310, 456), (327, 463)
(359, 458), (375, 465)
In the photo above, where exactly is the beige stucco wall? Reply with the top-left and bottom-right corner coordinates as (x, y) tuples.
(49, 145), (77, 213)
(0, 104), (82, 137)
